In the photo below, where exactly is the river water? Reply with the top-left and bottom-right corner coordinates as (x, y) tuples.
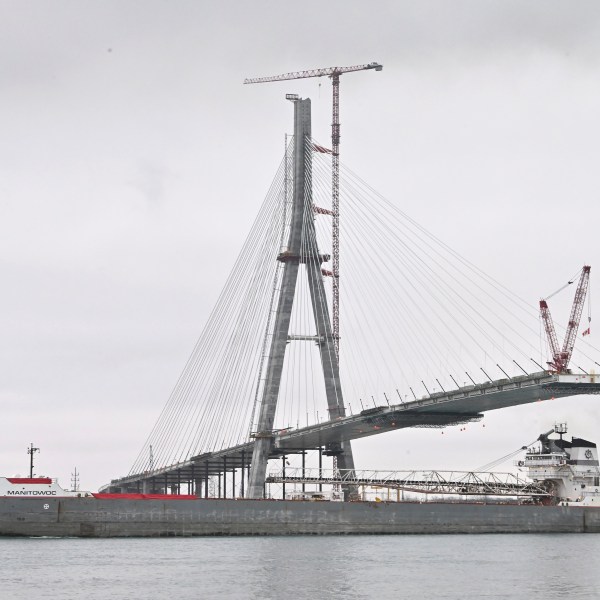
(0, 534), (598, 599)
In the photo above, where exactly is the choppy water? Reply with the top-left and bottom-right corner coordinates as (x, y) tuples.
(0, 535), (599, 599)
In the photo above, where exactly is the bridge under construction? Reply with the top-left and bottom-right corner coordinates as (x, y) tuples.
(103, 64), (600, 498)
(106, 368), (598, 495)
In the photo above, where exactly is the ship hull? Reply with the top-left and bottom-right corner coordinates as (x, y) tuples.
(1, 497), (600, 537)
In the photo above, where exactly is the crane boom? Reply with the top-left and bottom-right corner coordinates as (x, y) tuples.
(539, 299), (562, 369)
(539, 265), (591, 373)
(243, 62), (382, 85)
(561, 265), (591, 358)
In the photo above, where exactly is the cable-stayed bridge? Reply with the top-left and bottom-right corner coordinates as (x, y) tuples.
(103, 95), (600, 496)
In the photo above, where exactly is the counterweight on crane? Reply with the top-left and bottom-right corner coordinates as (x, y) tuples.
(539, 265), (591, 373)
(244, 62), (383, 356)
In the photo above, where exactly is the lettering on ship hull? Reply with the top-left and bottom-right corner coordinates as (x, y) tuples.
(6, 490), (57, 496)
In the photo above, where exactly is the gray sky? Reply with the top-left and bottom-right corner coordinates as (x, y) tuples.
(2, 0), (600, 490)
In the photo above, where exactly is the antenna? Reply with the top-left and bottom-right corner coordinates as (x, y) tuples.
(71, 467), (80, 492)
(27, 443), (40, 478)
(555, 422), (567, 441)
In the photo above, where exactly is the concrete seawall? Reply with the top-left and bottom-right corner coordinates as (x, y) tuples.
(1, 498), (598, 537)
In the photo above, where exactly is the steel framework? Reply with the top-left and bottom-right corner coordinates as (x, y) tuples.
(267, 468), (552, 498)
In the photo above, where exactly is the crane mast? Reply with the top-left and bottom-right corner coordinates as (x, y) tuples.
(244, 62), (382, 356)
(331, 74), (341, 353)
(540, 265), (591, 373)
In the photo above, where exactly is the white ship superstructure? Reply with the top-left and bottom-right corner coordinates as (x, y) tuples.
(522, 424), (600, 506)
(0, 477), (88, 498)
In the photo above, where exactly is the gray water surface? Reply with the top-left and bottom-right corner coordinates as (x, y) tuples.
(0, 535), (598, 599)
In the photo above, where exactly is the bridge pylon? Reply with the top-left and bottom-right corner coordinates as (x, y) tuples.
(246, 97), (355, 499)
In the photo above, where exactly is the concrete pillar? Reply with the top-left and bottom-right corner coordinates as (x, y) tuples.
(246, 98), (311, 499)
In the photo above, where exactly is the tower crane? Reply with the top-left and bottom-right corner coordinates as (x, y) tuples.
(539, 265), (591, 373)
(244, 62), (383, 355)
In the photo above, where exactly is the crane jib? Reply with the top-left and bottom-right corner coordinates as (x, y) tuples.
(243, 62), (382, 85)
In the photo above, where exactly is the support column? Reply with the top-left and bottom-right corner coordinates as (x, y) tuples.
(318, 447), (323, 493)
(240, 451), (245, 498)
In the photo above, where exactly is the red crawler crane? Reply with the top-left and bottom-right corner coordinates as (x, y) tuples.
(539, 265), (591, 373)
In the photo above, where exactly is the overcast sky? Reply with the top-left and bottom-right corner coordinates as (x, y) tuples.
(1, 1), (600, 490)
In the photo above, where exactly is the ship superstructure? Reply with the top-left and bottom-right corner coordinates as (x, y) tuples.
(0, 477), (87, 498)
(521, 424), (600, 506)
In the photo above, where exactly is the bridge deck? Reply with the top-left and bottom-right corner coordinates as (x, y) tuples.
(103, 372), (600, 492)
(276, 371), (598, 449)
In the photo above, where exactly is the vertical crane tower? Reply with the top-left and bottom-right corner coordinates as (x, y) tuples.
(244, 62), (383, 355)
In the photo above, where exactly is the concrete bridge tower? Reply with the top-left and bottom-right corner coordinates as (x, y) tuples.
(246, 97), (355, 499)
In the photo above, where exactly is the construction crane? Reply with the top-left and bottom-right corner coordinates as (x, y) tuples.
(539, 265), (591, 373)
(244, 62), (383, 356)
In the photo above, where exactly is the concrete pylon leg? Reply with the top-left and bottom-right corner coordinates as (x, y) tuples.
(246, 98), (311, 499)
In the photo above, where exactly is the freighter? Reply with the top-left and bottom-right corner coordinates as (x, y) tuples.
(1, 425), (599, 536)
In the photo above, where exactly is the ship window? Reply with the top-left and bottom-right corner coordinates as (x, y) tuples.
(595, 477), (599, 486)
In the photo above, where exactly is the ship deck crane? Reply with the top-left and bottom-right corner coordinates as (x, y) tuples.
(539, 265), (591, 373)
(244, 62), (383, 355)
